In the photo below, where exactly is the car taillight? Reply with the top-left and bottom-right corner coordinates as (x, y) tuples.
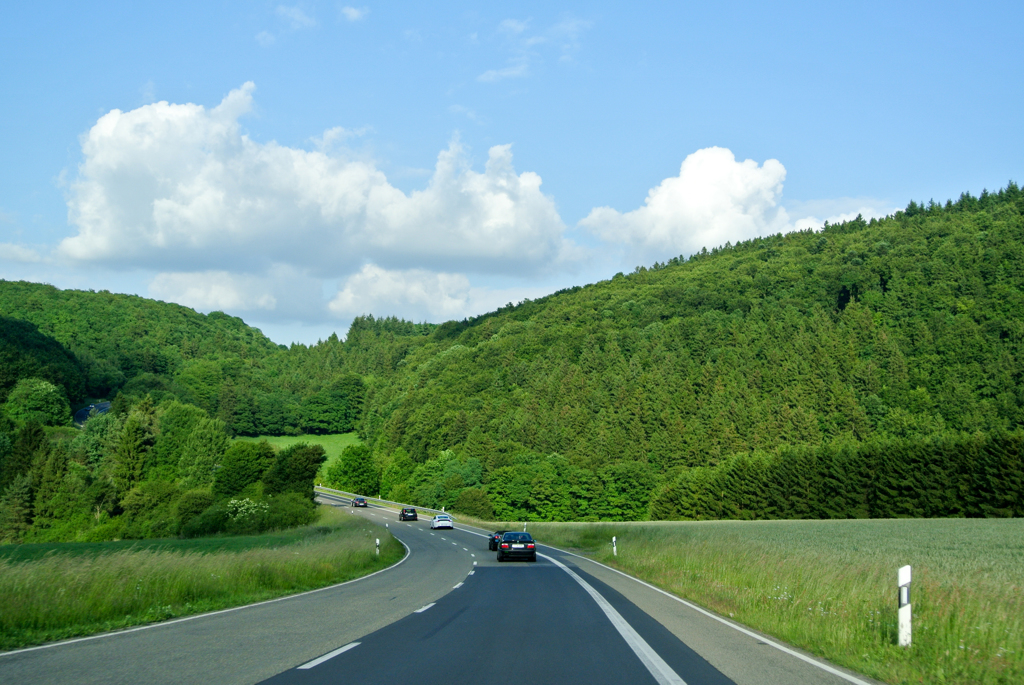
(501, 543), (509, 549)
(526, 543), (535, 548)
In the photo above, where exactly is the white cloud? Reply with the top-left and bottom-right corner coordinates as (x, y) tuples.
(61, 83), (572, 279)
(328, 263), (554, 322)
(255, 31), (276, 47)
(340, 6), (368, 22)
(276, 5), (316, 29)
(150, 271), (276, 311)
(581, 147), (789, 262)
(0, 243), (42, 263)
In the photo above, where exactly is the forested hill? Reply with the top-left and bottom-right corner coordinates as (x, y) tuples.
(338, 184), (1024, 521)
(0, 282), (281, 401)
(0, 282), (365, 437)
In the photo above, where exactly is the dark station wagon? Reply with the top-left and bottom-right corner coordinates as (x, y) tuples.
(399, 507), (418, 521)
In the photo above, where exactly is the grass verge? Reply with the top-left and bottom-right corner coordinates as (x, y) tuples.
(0, 506), (403, 651)
(479, 518), (1022, 685)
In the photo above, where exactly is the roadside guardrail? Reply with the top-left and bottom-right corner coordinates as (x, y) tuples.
(314, 485), (452, 519)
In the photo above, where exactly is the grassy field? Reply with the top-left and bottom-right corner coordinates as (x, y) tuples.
(0, 506), (403, 650)
(233, 432), (362, 481)
(480, 518), (1023, 685)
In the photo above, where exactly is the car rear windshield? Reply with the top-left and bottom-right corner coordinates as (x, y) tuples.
(502, 533), (533, 542)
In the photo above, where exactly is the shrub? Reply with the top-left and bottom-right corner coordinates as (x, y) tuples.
(265, 492), (317, 530)
(174, 489), (214, 530)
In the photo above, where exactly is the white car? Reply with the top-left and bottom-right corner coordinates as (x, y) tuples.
(430, 514), (454, 530)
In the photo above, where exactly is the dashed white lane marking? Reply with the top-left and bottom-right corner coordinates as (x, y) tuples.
(469, 570), (475, 575)
(453, 582), (464, 589)
(414, 603), (436, 613)
(462, 547), (468, 551)
(440, 537), (446, 540)
(430, 533), (435, 536)
(470, 554), (475, 558)
(297, 642), (360, 670)
(540, 553), (686, 685)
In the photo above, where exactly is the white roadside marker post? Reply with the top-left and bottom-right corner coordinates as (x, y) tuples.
(376, 538), (380, 556)
(523, 522), (527, 532)
(898, 565), (912, 647)
(612, 536), (617, 556)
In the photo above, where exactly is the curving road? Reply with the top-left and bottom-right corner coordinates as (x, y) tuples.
(0, 496), (879, 685)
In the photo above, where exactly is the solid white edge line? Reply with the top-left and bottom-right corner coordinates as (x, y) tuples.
(414, 603), (436, 613)
(297, 641), (360, 670)
(0, 537), (412, 659)
(540, 553), (686, 685)
(455, 524), (873, 685)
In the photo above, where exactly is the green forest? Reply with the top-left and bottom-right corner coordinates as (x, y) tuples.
(1, 183), (1023, 541)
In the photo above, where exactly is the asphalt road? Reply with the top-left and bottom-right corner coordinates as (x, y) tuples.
(0, 498), (880, 685)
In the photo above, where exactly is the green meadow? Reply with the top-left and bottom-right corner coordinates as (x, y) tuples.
(233, 432), (362, 482)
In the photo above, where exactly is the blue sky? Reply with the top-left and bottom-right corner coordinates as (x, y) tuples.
(1, 1), (1021, 344)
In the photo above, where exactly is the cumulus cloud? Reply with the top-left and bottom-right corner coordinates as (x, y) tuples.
(149, 271), (276, 311)
(328, 263), (554, 322)
(580, 147), (790, 262)
(61, 83), (571, 278)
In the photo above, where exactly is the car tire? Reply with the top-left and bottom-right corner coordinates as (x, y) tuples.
(497, 552), (503, 562)
(530, 554), (537, 562)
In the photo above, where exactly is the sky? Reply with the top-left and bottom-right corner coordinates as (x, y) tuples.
(1, 1), (1021, 345)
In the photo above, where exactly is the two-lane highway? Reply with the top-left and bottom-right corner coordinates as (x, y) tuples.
(0, 497), (879, 685)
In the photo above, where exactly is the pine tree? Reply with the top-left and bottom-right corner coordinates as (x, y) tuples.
(178, 417), (229, 489)
(0, 474), (33, 542)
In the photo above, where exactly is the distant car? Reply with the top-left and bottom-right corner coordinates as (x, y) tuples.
(430, 514), (454, 530)
(351, 497), (368, 507)
(399, 508), (418, 521)
(488, 530), (508, 551)
(497, 532), (537, 562)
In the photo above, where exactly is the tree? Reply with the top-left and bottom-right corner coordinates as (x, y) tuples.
(264, 443), (327, 500)
(3, 378), (71, 427)
(0, 474), (33, 542)
(178, 417), (229, 489)
(214, 440), (276, 498)
(153, 401), (207, 472)
(113, 413), (151, 496)
(1, 420), (46, 493)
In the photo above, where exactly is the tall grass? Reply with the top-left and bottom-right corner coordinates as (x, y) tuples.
(0, 507), (402, 650)
(517, 518), (1023, 685)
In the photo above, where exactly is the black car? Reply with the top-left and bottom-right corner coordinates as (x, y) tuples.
(488, 530), (508, 551)
(399, 507), (418, 521)
(497, 532), (537, 562)
(351, 497), (368, 507)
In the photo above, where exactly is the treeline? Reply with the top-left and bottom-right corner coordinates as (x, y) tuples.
(0, 399), (326, 543)
(650, 432), (1024, 520)
(338, 183), (1024, 520)
(0, 282), (366, 437)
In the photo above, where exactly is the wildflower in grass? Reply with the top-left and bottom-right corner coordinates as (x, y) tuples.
(227, 498), (269, 523)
